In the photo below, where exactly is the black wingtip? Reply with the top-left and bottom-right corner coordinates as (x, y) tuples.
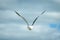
(40, 10), (46, 15)
(15, 11), (20, 16)
(14, 11), (17, 13)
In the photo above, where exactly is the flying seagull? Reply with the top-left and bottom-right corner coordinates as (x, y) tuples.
(15, 10), (46, 30)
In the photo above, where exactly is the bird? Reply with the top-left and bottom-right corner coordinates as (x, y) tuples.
(15, 10), (46, 30)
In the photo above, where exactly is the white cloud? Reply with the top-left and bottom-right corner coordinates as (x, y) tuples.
(0, 0), (18, 10)
(0, 23), (60, 40)
(0, 0), (60, 40)
(0, 10), (59, 26)
(46, 12), (60, 19)
(0, 10), (22, 20)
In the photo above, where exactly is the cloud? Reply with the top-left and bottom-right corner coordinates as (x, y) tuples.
(0, 0), (19, 10)
(0, 11), (58, 40)
(0, 23), (60, 40)
(0, 0), (60, 40)
(0, 0), (60, 12)
(0, 10), (59, 25)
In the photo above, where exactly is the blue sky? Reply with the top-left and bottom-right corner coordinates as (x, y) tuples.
(0, 0), (60, 40)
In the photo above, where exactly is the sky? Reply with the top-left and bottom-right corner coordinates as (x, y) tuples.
(0, 0), (60, 40)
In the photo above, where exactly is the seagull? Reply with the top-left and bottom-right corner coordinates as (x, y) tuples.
(15, 10), (46, 30)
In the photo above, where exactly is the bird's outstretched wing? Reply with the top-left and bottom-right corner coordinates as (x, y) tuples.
(15, 11), (29, 27)
(31, 10), (46, 26)
(32, 16), (39, 26)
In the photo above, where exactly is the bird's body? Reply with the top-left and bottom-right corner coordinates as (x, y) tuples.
(27, 26), (33, 30)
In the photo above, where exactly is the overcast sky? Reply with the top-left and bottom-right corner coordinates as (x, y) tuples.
(0, 0), (60, 40)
